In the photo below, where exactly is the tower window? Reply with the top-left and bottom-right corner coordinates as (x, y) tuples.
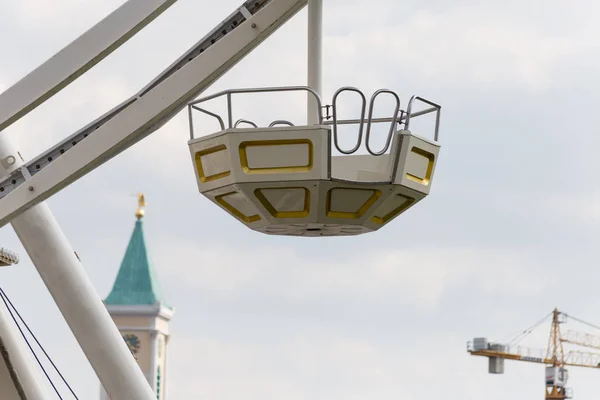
(156, 366), (161, 399)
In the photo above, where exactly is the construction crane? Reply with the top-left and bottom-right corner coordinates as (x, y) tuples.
(467, 308), (600, 399)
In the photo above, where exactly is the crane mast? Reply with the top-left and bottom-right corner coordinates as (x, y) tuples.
(467, 309), (600, 399)
(545, 309), (568, 400)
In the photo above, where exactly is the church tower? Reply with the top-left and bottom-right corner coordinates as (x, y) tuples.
(100, 195), (174, 400)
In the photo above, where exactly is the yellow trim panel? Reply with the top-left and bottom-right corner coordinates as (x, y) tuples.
(194, 145), (231, 183)
(406, 147), (435, 185)
(371, 194), (415, 225)
(326, 188), (382, 219)
(215, 191), (261, 223)
(254, 187), (311, 218)
(239, 139), (313, 174)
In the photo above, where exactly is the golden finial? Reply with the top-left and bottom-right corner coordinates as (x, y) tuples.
(135, 193), (146, 219)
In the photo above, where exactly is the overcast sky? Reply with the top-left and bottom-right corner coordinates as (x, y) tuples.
(2, 0), (600, 399)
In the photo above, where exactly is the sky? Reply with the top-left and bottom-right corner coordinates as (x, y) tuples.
(2, 0), (600, 398)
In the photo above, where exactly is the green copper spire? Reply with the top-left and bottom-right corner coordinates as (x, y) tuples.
(105, 195), (168, 307)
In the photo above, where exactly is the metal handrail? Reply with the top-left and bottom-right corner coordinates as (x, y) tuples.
(188, 86), (323, 135)
(405, 95), (441, 141)
(269, 120), (295, 127)
(188, 105), (225, 138)
(323, 108), (437, 126)
(332, 87), (366, 155)
(467, 340), (548, 361)
(188, 86), (441, 156)
(234, 119), (258, 128)
(365, 89), (401, 156)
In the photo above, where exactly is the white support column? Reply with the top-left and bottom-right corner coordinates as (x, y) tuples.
(307, 0), (323, 125)
(0, 298), (49, 400)
(0, 134), (155, 400)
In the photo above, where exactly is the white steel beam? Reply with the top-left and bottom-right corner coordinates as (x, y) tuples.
(0, 0), (178, 132)
(0, 0), (308, 229)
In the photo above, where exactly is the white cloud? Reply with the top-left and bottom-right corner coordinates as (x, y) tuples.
(7, 0), (123, 32)
(154, 239), (555, 309)
(3, 70), (135, 165)
(325, 7), (579, 91)
(167, 334), (406, 400)
(469, 188), (600, 226)
(166, 331), (542, 400)
(168, 336), (306, 400)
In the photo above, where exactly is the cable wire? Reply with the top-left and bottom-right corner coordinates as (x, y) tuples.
(564, 313), (600, 333)
(0, 288), (62, 398)
(505, 311), (553, 347)
(0, 287), (79, 399)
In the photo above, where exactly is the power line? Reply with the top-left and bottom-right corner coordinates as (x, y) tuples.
(0, 287), (78, 399)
